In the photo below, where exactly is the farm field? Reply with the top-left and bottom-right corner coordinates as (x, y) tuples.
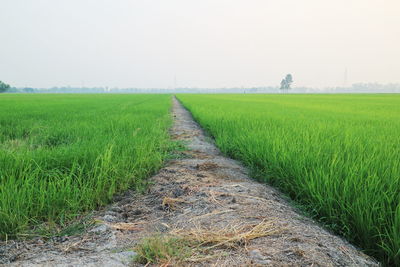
(178, 94), (400, 265)
(0, 94), (173, 239)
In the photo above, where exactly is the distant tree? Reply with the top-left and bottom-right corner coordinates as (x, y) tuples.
(0, 81), (10, 93)
(285, 74), (293, 89)
(279, 74), (293, 93)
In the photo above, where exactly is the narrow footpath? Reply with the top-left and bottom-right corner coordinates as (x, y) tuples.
(1, 97), (378, 266)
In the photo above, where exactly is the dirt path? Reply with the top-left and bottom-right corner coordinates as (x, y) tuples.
(1, 97), (378, 266)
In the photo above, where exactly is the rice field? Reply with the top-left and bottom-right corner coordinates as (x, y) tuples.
(177, 94), (400, 265)
(2, 93), (399, 265)
(0, 94), (173, 239)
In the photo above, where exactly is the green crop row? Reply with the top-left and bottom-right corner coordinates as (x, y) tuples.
(177, 94), (400, 266)
(0, 94), (173, 238)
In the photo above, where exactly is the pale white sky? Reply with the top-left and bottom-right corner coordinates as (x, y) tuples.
(1, 0), (399, 88)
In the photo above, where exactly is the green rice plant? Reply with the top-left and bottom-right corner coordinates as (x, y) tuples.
(0, 94), (173, 238)
(178, 94), (400, 265)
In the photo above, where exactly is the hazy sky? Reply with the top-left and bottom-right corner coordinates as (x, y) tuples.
(1, 0), (399, 88)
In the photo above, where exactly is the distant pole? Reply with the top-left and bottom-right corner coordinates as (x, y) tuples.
(343, 68), (348, 88)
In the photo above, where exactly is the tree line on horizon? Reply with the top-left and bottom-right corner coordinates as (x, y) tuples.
(2, 78), (400, 94)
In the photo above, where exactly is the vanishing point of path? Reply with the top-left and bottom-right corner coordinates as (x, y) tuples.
(1, 97), (378, 266)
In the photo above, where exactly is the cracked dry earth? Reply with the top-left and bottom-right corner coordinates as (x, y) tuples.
(1, 97), (378, 267)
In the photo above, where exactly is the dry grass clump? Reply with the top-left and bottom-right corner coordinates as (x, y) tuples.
(109, 222), (144, 231)
(196, 162), (219, 171)
(173, 219), (281, 250)
(162, 197), (186, 211)
(134, 220), (282, 265)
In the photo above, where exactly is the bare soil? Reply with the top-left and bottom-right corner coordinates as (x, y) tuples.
(0, 97), (378, 266)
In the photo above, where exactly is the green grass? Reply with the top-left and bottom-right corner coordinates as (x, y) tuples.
(0, 94), (173, 239)
(134, 235), (193, 265)
(177, 94), (400, 265)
